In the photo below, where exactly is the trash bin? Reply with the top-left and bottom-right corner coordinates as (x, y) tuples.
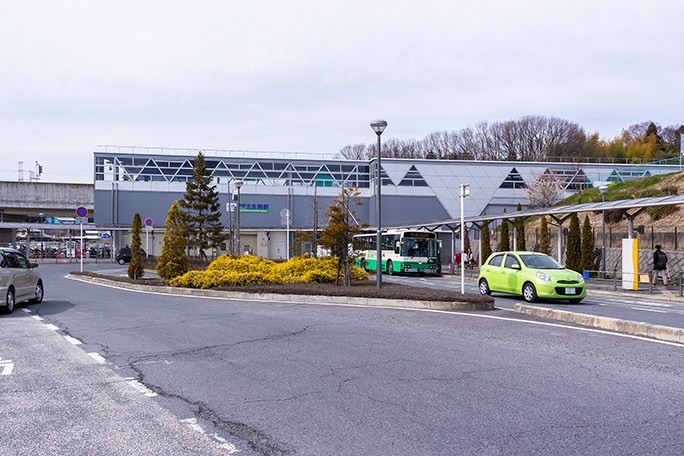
(584, 271), (590, 280)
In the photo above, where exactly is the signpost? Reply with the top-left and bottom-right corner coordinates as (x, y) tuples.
(144, 218), (153, 257)
(76, 207), (87, 272)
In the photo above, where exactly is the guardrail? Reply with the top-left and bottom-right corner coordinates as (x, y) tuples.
(584, 269), (683, 297)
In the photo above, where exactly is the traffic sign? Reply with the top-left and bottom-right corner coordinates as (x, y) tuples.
(145, 218), (153, 226)
(76, 206), (88, 218)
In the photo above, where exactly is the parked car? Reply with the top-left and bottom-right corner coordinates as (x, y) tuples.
(478, 251), (586, 303)
(116, 247), (146, 265)
(0, 248), (44, 314)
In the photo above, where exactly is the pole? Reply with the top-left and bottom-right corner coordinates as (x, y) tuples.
(376, 133), (382, 289)
(80, 222), (83, 273)
(237, 186), (241, 256)
(602, 194), (606, 279)
(460, 191), (465, 294)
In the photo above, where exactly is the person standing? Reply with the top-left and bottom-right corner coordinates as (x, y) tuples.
(652, 244), (669, 286)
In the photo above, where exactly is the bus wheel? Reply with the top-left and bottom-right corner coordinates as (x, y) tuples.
(387, 260), (394, 276)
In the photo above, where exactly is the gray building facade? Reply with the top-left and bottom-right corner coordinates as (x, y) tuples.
(93, 146), (681, 259)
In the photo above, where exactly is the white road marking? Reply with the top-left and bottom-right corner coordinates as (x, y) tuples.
(64, 335), (82, 345)
(21, 308), (31, 313)
(45, 324), (59, 331)
(0, 359), (14, 376)
(124, 378), (157, 397)
(87, 353), (107, 364)
(31, 315), (44, 321)
(181, 418), (240, 453)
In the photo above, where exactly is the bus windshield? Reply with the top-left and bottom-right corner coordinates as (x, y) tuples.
(401, 238), (437, 258)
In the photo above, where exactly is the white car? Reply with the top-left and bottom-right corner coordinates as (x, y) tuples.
(1, 248), (44, 314)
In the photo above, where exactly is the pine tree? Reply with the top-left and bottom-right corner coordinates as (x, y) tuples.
(128, 212), (145, 279)
(515, 202), (526, 251)
(157, 201), (188, 280)
(179, 152), (225, 261)
(499, 209), (510, 251)
(318, 186), (367, 286)
(565, 213), (581, 272)
(581, 215), (595, 274)
(540, 215), (550, 255)
(481, 215), (492, 262)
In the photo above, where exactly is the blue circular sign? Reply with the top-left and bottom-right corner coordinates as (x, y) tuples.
(145, 218), (153, 226)
(76, 206), (87, 217)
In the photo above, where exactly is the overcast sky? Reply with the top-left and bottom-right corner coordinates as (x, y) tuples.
(1, 1), (682, 183)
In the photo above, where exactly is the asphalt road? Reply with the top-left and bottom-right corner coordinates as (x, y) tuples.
(2, 263), (684, 455)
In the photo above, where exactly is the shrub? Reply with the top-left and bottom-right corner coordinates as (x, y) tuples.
(169, 255), (369, 289)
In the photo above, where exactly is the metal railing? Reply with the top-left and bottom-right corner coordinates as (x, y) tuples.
(584, 269), (683, 297)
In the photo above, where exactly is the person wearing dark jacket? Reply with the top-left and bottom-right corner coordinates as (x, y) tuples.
(652, 244), (668, 286)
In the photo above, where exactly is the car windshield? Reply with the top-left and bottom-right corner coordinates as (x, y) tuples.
(518, 254), (564, 269)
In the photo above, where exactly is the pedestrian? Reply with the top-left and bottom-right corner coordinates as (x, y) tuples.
(466, 248), (474, 269)
(652, 244), (669, 286)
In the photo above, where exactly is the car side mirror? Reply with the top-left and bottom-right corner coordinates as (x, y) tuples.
(31, 263), (39, 268)
(511, 264), (521, 270)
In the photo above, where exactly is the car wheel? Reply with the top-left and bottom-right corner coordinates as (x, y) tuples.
(3, 288), (15, 314)
(522, 282), (537, 303)
(29, 281), (44, 304)
(387, 260), (394, 276)
(118, 258), (126, 265)
(479, 278), (491, 295)
(568, 298), (583, 304)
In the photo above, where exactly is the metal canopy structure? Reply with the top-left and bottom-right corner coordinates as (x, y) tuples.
(393, 194), (684, 265)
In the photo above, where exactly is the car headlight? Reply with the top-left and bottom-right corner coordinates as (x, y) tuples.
(536, 272), (552, 281)
(577, 273), (584, 283)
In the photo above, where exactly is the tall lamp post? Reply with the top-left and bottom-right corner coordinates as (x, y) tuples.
(459, 184), (470, 294)
(370, 119), (388, 289)
(235, 180), (243, 256)
(599, 185), (609, 278)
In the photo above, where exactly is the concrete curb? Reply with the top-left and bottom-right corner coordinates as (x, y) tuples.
(70, 275), (495, 312)
(514, 304), (684, 344)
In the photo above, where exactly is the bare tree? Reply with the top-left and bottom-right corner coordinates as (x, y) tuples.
(522, 170), (564, 207)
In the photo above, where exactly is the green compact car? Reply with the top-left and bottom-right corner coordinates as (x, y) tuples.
(478, 251), (586, 303)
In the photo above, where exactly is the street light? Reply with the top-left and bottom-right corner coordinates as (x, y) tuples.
(370, 119), (387, 289)
(459, 184), (470, 294)
(599, 185), (609, 278)
(234, 180), (243, 256)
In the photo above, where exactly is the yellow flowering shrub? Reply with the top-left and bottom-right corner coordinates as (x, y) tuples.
(169, 255), (369, 289)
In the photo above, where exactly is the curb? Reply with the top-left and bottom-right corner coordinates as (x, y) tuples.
(70, 275), (495, 312)
(514, 304), (684, 344)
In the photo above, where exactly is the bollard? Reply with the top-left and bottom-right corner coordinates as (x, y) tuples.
(680, 272), (683, 297)
(613, 268), (617, 291)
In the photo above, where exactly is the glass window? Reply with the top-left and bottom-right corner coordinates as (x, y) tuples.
(488, 254), (504, 267)
(504, 254), (520, 269)
(5, 253), (22, 268)
(519, 254), (563, 269)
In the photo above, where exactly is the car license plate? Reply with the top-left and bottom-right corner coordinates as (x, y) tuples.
(565, 288), (576, 295)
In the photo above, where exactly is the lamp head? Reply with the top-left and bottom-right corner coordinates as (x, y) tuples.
(598, 185), (609, 195)
(370, 119), (388, 136)
(234, 180), (243, 189)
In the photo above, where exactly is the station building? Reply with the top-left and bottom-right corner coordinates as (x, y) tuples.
(92, 146), (681, 260)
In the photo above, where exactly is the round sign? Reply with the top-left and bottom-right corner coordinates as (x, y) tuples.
(145, 218), (153, 226)
(76, 207), (88, 217)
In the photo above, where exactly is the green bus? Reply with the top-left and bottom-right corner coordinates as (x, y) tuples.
(354, 230), (441, 275)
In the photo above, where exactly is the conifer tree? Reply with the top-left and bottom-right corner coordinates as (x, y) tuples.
(128, 212), (145, 279)
(581, 215), (595, 274)
(481, 216), (492, 262)
(565, 213), (582, 272)
(540, 215), (550, 255)
(319, 186), (367, 286)
(515, 202), (526, 251)
(157, 201), (188, 280)
(499, 209), (510, 251)
(179, 152), (225, 261)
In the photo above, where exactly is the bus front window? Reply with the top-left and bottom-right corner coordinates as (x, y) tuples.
(401, 239), (430, 257)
